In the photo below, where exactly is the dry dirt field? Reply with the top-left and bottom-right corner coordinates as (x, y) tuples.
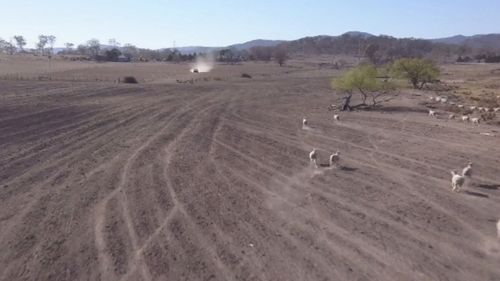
(1, 57), (500, 281)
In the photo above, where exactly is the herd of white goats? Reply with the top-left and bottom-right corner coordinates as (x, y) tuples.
(304, 97), (500, 238)
(427, 95), (500, 125)
(301, 94), (500, 193)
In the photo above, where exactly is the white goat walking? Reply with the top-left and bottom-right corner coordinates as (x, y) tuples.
(497, 220), (500, 239)
(309, 148), (318, 168)
(329, 151), (340, 168)
(462, 162), (472, 178)
(450, 170), (465, 192)
(429, 110), (437, 118)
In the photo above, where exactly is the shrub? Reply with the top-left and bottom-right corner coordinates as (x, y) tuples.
(123, 76), (138, 84)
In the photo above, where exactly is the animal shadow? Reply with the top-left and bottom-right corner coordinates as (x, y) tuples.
(340, 166), (357, 172)
(475, 184), (500, 190)
(463, 191), (489, 198)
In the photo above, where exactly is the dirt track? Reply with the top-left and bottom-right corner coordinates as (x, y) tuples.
(1, 70), (500, 280)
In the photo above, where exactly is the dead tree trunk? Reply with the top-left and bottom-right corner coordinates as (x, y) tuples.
(341, 93), (352, 111)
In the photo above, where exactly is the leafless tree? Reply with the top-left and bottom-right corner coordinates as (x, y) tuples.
(273, 46), (288, 66)
(108, 38), (120, 48)
(87, 39), (101, 58)
(122, 43), (138, 60)
(47, 35), (56, 55)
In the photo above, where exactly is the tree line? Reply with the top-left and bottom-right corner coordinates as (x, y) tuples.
(0, 35), (289, 65)
(0, 35), (57, 56)
(281, 33), (500, 64)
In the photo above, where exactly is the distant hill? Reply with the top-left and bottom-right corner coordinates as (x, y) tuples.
(431, 34), (500, 50)
(175, 39), (285, 54)
(228, 39), (286, 51)
(52, 32), (500, 56)
(172, 33), (500, 54)
(176, 46), (222, 54)
(342, 31), (375, 39)
(431, 35), (468, 45)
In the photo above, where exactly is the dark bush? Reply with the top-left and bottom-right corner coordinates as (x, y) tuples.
(105, 48), (122, 62)
(241, 73), (252, 79)
(123, 76), (138, 84)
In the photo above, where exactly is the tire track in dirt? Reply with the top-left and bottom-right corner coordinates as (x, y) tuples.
(0, 98), (186, 248)
(93, 95), (211, 281)
(146, 97), (235, 280)
(118, 97), (226, 280)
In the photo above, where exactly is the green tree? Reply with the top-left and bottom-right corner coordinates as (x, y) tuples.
(0, 38), (16, 55)
(332, 64), (396, 108)
(13, 35), (26, 52)
(391, 58), (439, 89)
(105, 48), (122, 62)
(37, 35), (48, 55)
(64, 42), (74, 52)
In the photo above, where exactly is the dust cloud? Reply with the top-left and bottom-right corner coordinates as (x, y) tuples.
(190, 54), (214, 73)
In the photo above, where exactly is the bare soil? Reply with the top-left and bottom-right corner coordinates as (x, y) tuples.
(1, 60), (500, 281)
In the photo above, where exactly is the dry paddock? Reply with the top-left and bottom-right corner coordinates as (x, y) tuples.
(0, 62), (500, 281)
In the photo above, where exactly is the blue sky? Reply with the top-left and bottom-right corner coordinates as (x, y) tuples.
(1, 0), (499, 49)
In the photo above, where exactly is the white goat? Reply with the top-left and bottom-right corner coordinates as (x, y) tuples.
(428, 110), (437, 118)
(471, 117), (480, 125)
(333, 114), (340, 121)
(440, 98), (448, 103)
(497, 219), (500, 239)
(329, 151), (340, 167)
(429, 96), (435, 101)
(457, 104), (464, 109)
(461, 115), (470, 122)
(462, 162), (472, 178)
(309, 148), (318, 168)
(451, 170), (465, 192)
(470, 106), (477, 111)
(448, 114), (456, 120)
(302, 117), (308, 126)
(494, 108), (500, 112)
